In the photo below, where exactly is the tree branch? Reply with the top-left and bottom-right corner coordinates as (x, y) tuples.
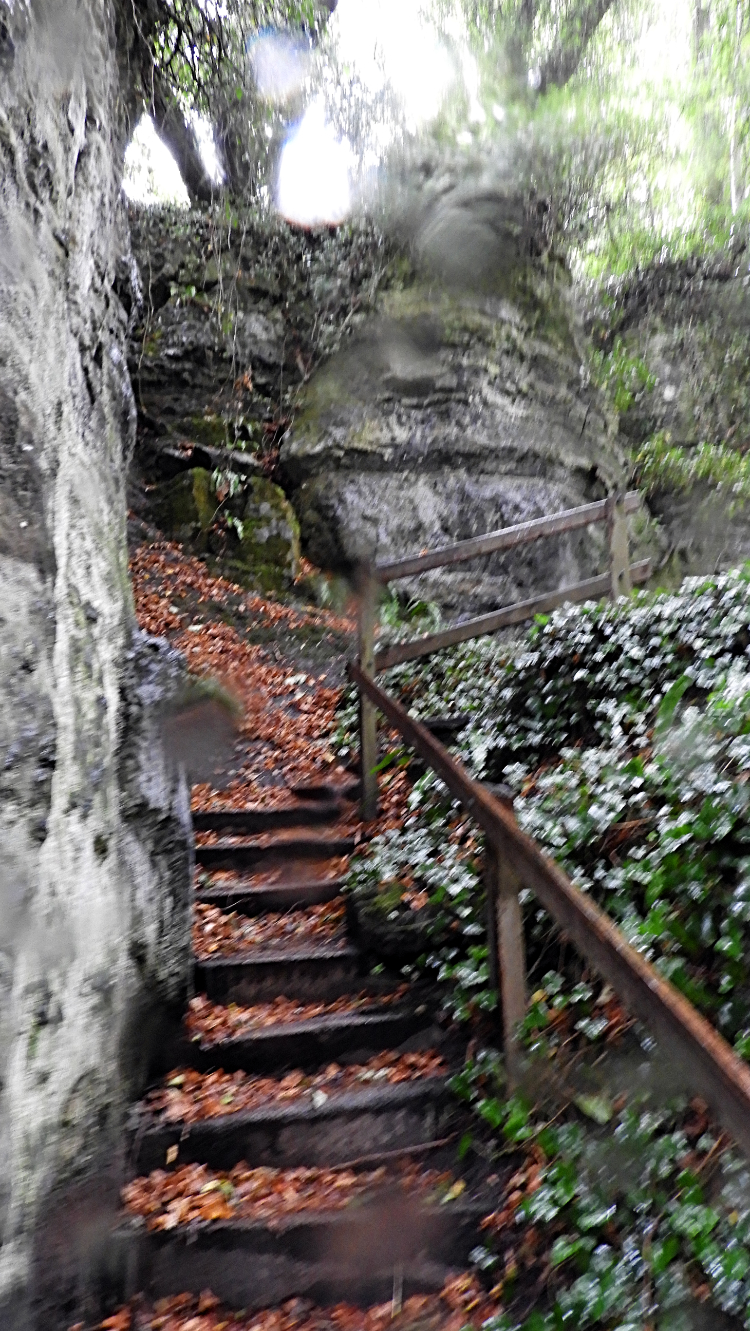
(150, 72), (216, 204)
(537, 0), (616, 91)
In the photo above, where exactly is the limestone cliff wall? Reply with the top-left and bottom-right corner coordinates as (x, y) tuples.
(281, 173), (631, 613)
(128, 196), (638, 617)
(591, 248), (750, 578)
(0, 2), (191, 1323)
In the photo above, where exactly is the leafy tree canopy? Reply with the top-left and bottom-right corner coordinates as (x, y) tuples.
(124, 0), (750, 284)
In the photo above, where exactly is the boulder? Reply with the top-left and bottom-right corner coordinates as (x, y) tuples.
(280, 207), (628, 614)
(237, 474), (301, 590)
(147, 467), (299, 590)
(601, 247), (750, 451)
(127, 206), (390, 469)
(588, 245), (750, 581)
(148, 467), (216, 543)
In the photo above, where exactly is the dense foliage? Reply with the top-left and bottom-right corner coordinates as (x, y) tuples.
(128, 0), (750, 280)
(370, 568), (750, 1043)
(338, 566), (750, 1328)
(467, 0), (750, 279)
(456, 1059), (750, 1330)
(633, 432), (750, 503)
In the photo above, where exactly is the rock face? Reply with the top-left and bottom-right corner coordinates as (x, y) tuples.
(128, 193), (637, 614)
(595, 246), (750, 577)
(0, 5), (191, 1324)
(127, 207), (388, 590)
(147, 467), (300, 590)
(605, 246), (750, 451)
(280, 178), (628, 614)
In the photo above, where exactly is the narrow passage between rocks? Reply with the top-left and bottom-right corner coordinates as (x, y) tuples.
(98, 541), (512, 1331)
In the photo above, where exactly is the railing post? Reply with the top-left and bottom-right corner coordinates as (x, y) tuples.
(608, 492), (632, 599)
(358, 567), (378, 821)
(485, 849), (499, 997)
(488, 839), (527, 1090)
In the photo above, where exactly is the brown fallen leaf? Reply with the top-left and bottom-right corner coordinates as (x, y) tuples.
(184, 987), (410, 1046)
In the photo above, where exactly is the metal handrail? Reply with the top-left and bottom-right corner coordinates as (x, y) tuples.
(375, 561), (651, 672)
(345, 489), (750, 1153)
(349, 661), (750, 1158)
(358, 491), (644, 819)
(374, 492), (641, 583)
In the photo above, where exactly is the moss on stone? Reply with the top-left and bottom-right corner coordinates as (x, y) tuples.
(379, 281), (573, 360)
(188, 413), (229, 448)
(147, 468), (298, 589)
(148, 467), (215, 545)
(378, 284), (441, 324)
(441, 301), (499, 347)
(192, 468), (215, 530)
(294, 361), (359, 429)
(142, 326), (164, 356)
(345, 416), (389, 453)
(237, 476), (300, 590)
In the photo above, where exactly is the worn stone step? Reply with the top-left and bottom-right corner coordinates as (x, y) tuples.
(204, 859), (348, 887)
(108, 1195), (486, 1311)
(196, 875), (346, 915)
(195, 835), (355, 871)
(158, 1009), (438, 1078)
(290, 778), (360, 803)
(193, 803), (343, 834)
(129, 1078), (453, 1174)
(194, 945), (362, 1005)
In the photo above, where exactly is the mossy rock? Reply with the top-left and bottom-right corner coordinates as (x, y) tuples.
(236, 475), (300, 591)
(147, 469), (299, 590)
(188, 414), (229, 449)
(148, 467), (215, 544)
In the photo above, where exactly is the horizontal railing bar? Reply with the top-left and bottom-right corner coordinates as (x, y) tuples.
(375, 491), (641, 583)
(374, 559), (651, 672)
(349, 661), (750, 1160)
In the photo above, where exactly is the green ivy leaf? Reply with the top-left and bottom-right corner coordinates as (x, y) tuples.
(574, 1093), (613, 1125)
(550, 1234), (591, 1266)
(649, 1234), (679, 1274)
(668, 1203), (720, 1242)
(655, 675), (691, 734)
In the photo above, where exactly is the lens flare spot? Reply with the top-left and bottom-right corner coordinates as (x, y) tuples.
(276, 101), (353, 227)
(249, 30), (311, 103)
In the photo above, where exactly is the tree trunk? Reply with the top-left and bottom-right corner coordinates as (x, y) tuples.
(214, 90), (269, 200)
(505, 0), (616, 93)
(0, 2), (191, 1323)
(151, 72), (217, 204)
(537, 0), (616, 92)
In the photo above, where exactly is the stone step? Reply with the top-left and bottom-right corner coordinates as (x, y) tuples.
(159, 1009), (437, 1077)
(196, 875), (346, 915)
(195, 835), (355, 871)
(193, 802), (343, 834)
(108, 1194), (487, 1311)
(194, 945), (362, 1005)
(289, 778), (360, 803)
(128, 1078), (453, 1174)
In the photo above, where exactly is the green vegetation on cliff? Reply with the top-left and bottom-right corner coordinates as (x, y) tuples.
(338, 568), (750, 1329)
(360, 568), (750, 1044)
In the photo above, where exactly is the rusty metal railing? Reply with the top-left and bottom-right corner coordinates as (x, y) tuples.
(347, 492), (750, 1156)
(357, 491), (647, 818)
(348, 662), (750, 1157)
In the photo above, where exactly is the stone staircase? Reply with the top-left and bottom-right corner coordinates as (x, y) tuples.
(104, 775), (495, 1318)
